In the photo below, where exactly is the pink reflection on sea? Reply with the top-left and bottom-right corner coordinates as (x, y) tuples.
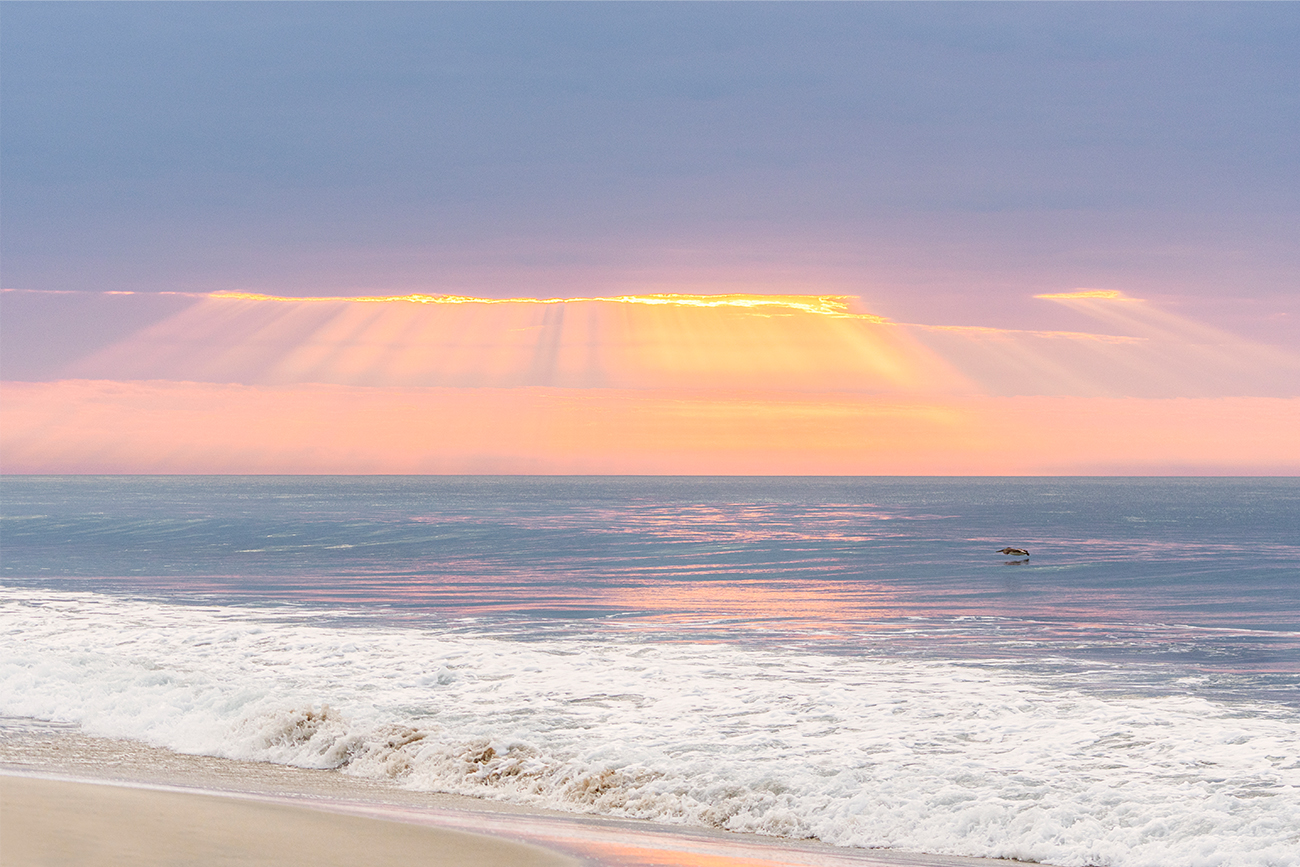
(596, 579), (904, 637)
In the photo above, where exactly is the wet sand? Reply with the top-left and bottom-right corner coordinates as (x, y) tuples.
(1, 723), (1001, 867)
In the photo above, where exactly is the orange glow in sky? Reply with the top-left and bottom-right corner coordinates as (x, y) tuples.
(70, 292), (962, 393)
(3, 290), (1297, 474)
(3, 380), (1296, 475)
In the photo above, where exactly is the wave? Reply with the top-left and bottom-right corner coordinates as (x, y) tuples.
(2, 588), (1297, 867)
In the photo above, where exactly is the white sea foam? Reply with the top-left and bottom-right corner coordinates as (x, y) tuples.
(2, 588), (1297, 867)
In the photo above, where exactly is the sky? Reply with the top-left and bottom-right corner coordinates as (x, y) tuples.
(2, 2), (1297, 474)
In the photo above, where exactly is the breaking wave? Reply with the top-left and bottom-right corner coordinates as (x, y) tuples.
(2, 588), (1298, 867)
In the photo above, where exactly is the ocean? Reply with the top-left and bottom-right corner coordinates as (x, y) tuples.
(1, 476), (1297, 866)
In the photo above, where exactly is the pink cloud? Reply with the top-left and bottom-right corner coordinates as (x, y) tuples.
(3, 380), (1296, 475)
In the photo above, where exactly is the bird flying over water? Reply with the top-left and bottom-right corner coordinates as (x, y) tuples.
(998, 547), (1030, 557)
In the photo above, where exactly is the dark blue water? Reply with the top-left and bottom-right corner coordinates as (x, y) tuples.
(3, 476), (1298, 704)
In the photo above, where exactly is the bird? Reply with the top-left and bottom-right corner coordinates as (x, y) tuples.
(998, 547), (1030, 557)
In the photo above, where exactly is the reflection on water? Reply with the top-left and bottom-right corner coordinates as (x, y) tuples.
(600, 578), (902, 632)
(3, 476), (1298, 703)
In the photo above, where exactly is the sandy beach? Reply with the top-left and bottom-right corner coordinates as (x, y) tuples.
(2, 775), (575, 867)
(1, 724), (1001, 867)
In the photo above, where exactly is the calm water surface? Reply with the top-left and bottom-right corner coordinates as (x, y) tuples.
(4, 476), (1297, 698)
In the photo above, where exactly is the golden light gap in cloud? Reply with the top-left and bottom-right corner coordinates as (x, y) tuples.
(41, 287), (1298, 398)
(72, 293), (961, 393)
(207, 291), (883, 320)
(1034, 289), (1128, 300)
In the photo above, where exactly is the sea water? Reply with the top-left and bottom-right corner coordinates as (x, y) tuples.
(1, 476), (1297, 866)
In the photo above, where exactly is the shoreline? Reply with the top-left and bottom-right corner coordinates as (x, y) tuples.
(1, 774), (574, 867)
(1, 723), (1003, 867)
